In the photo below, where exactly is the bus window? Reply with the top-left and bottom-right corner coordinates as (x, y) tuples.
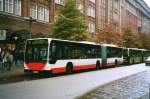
(25, 46), (48, 62)
(107, 47), (111, 58)
(56, 45), (64, 59)
(106, 47), (122, 58)
(25, 39), (48, 63)
(50, 43), (57, 63)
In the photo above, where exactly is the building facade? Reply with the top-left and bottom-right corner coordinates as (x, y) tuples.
(0, 0), (51, 34)
(0, 0), (150, 50)
(0, 0), (52, 49)
(97, 0), (121, 32)
(121, 0), (150, 33)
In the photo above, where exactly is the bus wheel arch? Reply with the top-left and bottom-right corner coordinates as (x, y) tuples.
(66, 62), (73, 74)
(96, 60), (101, 69)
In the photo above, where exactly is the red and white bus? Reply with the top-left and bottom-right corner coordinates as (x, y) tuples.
(101, 44), (124, 67)
(24, 38), (102, 74)
(24, 38), (124, 74)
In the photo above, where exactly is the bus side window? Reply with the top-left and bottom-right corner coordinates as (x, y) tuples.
(86, 48), (92, 58)
(50, 44), (56, 63)
(52, 45), (56, 55)
(107, 48), (111, 58)
(94, 47), (101, 58)
(56, 45), (64, 59)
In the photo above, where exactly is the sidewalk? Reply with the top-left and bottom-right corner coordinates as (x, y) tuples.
(0, 63), (149, 99)
(0, 63), (24, 84)
(77, 69), (150, 99)
(0, 63), (24, 78)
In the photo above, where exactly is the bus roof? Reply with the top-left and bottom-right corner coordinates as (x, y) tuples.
(79, 41), (97, 45)
(101, 44), (119, 47)
(128, 48), (146, 51)
(27, 38), (100, 46)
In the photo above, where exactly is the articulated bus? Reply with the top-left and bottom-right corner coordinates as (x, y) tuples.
(101, 44), (123, 67)
(123, 48), (146, 64)
(24, 38), (124, 74)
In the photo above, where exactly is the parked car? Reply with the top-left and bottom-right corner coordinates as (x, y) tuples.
(145, 57), (150, 66)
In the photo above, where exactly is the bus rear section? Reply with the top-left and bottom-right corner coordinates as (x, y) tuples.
(128, 48), (143, 64)
(101, 44), (123, 68)
(24, 39), (50, 74)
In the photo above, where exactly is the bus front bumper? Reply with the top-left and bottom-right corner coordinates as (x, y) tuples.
(24, 69), (52, 75)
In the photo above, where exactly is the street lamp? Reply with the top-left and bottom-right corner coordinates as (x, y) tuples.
(14, 36), (18, 41)
(13, 36), (18, 51)
(24, 17), (36, 38)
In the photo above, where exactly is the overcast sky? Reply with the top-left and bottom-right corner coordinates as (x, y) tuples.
(144, 0), (150, 7)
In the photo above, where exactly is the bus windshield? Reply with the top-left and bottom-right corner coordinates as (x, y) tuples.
(25, 39), (48, 63)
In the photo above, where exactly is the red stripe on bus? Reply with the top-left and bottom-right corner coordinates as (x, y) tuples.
(26, 62), (46, 70)
(52, 64), (96, 74)
(52, 67), (66, 73)
(73, 64), (96, 71)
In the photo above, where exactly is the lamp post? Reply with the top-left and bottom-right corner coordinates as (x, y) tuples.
(25, 17), (36, 38)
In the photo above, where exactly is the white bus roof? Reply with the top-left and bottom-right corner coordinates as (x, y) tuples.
(27, 38), (100, 46)
(79, 41), (97, 44)
(128, 48), (146, 51)
(101, 44), (118, 47)
(27, 38), (125, 48)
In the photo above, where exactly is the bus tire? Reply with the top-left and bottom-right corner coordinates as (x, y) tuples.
(66, 62), (73, 74)
(96, 61), (101, 69)
(115, 60), (118, 67)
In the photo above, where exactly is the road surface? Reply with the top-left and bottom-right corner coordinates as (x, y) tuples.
(0, 64), (149, 99)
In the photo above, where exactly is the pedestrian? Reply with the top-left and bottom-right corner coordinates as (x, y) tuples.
(0, 49), (4, 72)
(7, 50), (14, 71)
(3, 49), (8, 71)
(13, 50), (16, 66)
(0, 48), (2, 62)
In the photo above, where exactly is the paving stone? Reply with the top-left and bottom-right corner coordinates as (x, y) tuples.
(78, 70), (150, 99)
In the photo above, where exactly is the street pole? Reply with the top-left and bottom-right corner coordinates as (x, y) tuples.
(29, 19), (32, 39)
(25, 17), (36, 39)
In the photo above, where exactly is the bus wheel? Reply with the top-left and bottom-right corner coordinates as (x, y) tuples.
(96, 61), (101, 69)
(66, 63), (73, 74)
(115, 60), (118, 67)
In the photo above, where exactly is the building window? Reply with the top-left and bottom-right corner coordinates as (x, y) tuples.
(4, 0), (21, 15)
(30, 3), (37, 19)
(89, 0), (95, 3)
(0, 0), (3, 11)
(5, 0), (13, 13)
(78, 0), (84, 13)
(30, 4), (49, 22)
(38, 5), (45, 21)
(14, 0), (21, 15)
(87, 6), (95, 17)
(45, 8), (49, 22)
(88, 21), (95, 33)
(55, 0), (64, 5)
